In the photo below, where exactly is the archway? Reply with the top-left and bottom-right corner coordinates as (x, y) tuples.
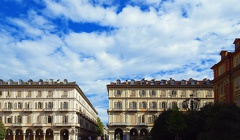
(15, 129), (23, 140)
(46, 129), (54, 140)
(60, 129), (69, 140)
(130, 128), (138, 140)
(114, 128), (123, 140)
(139, 128), (148, 140)
(25, 129), (33, 140)
(35, 129), (44, 140)
(5, 129), (13, 140)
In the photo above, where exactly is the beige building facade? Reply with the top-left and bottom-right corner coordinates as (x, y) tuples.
(0, 79), (98, 140)
(107, 78), (214, 140)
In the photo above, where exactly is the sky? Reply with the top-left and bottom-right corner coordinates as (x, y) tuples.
(0, 0), (240, 125)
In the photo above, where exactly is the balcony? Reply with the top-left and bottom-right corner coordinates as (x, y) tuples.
(6, 96), (11, 98)
(33, 123), (45, 127)
(47, 95), (53, 98)
(126, 108), (138, 111)
(137, 123), (147, 126)
(112, 108), (124, 111)
(206, 95), (212, 98)
(23, 108), (33, 112)
(108, 122), (128, 126)
(147, 108), (158, 111)
(54, 123), (80, 127)
(36, 95), (42, 98)
(2, 108), (12, 112)
(13, 123), (23, 127)
(44, 108), (54, 112)
(16, 96), (21, 98)
(61, 95), (68, 98)
(26, 96), (31, 98)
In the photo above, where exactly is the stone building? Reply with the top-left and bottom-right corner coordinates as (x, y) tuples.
(107, 78), (213, 140)
(0, 79), (98, 140)
(211, 38), (240, 106)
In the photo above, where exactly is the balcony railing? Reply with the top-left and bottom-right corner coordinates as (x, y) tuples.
(33, 123), (45, 126)
(12, 123), (23, 127)
(108, 122), (128, 126)
(47, 95), (53, 98)
(61, 95), (68, 98)
(44, 108), (54, 111)
(54, 123), (80, 127)
(147, 108), (158, 111)
(16, 96), (21, 98)
(126, 108), (138, 111)
(206, 95), (212, 98)
(23, 108), (33, 112)
(2, 108), (12, 111)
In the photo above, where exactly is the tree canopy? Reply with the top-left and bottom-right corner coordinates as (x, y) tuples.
(97, 117), (104, 137)
(151, 103), (240, 140)
(0, 121), (6, 140)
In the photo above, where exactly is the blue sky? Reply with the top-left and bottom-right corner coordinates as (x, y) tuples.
(1, 0), (240, 125)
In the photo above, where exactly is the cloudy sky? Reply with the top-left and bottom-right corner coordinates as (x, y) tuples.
(1, 0), (240, 124)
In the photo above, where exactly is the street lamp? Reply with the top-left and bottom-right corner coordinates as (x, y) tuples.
(183, 94), (201, 111)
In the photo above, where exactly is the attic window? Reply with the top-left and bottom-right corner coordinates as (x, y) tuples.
(8, 79), (13, 85)
(130, 80), (135, 85)
(116, 79), (121, 85)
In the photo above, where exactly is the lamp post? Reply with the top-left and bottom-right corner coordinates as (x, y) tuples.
(182, 94), (201, 111)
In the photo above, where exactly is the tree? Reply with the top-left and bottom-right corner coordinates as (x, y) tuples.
(167, 105), (186, 140)
(197, 103), (240, 140)
(151, 109), (174, 140)
(0, 121), (6, 140)
(97, 117), (104, 137)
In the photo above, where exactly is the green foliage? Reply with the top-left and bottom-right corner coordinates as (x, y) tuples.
(0, 121), (6, 140)
(167, 105), (186, 137)
(97, 117), (104, 136)
(151, 103), (240, 140)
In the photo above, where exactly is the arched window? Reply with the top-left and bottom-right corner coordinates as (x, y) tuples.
(63, 102), (68, 109)
(17, 115), (22, 123)
(117, 102), (122, 109)
(47, 116), (52, 123)
(150, 79), (155, 85)
(48, 102), (53, 109)
(116, 90), (121, 97)
(142, 115), (145, 123)
(142, 102), (147, 109)
(150, 90), (156, 97)
(162, 102), (167, 109)
(161, 90), (166, 97)
(38, 102), (42, 109)
(152, 102), (157, 108)
(63, 116), (68, 123)
(132, 102), (136, 109)
(7, 102), (12, 109)
(116, 79), (121, 85)
(18, 102), (22, 109)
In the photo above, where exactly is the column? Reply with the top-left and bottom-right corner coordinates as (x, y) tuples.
(23, 133), (25, 140)
(33, 133), (36, 140)
(13, 132), (16, 140)
(43, 133), (46, 140)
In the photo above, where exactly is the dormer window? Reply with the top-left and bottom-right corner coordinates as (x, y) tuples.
(170, 80), (175, 85)
(0, 79), (3, 85)
(63, 79), (68, 84)
(191, 80), (195, 85)
(181, 80), (185, 85)
(160, 80), (165, 85)
(150, 79), (155, 85)
(206, 79), (210, 85)
(141, 79), (145, 85)
(38, 79), (43, 85)
(49, 79), (53, 84)
(8, 79), (13, 85)
(28, 79), (33, 85)
(116, 79), (121, 85)
(18, 79), (23, 85)
(130, 79), (135, 85)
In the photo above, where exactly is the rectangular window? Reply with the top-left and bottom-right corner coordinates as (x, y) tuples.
(219, 65), (224, 75)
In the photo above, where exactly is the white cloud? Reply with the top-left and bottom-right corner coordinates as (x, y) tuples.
(1, 0), (240, 125)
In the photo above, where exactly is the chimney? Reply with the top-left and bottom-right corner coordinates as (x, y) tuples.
(233, 38), (240, 51)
